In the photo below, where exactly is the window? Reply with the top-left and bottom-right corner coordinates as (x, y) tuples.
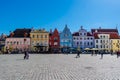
(32, 35), (35, 38)
(100, 40), (102, 43)
(37, 35), (39, 38)
(104, 45), (105, 48)
(96, 40), (98, 43)
(91, 42), (93, 45)
(87, 38), (89, 40)
(45, 35), (47, 38)
(41, 35), (43, 38)
(7, 41), (9, 44)
(54, 37), (58, 41)
(54, 42), (58, 45)
(91, 38), (93, 40)
(96, 45), (98, 48)
(17, 42), (19, 45)
(84, 42), (86, 45)
(14, 41), (16, 44)
(84, 38), (86, 40)
(80, 38), (82, 40)
(106, 46), (108, 48)
(87, 42), (89, 46)
(10, 42), (12, 45)
(118, 40), (119, 43)
(77, 42), (79, 45)
(80, 33), (82, 35)
(103, 36), (105, 38)
(74, 38), (76, 40)
(80, 42), (82, 45)
(64, 34), (68, 37)
(84, 33), (86, 35)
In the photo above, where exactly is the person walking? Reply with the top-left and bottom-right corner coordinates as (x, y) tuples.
(100, 50), (104, 59)
(76, 47), (80, 58)
(24, 50), (29, 59)
(117, 51), (120, 58)
(76, 50), (80, 58)
(24, 51), (27, 59)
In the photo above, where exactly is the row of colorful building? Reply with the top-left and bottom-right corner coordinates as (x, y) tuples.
(0, 25), (120, 53)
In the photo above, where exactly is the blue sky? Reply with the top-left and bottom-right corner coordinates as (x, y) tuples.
(0, 0), (120, 34)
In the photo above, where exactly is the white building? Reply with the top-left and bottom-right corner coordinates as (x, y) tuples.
(94, 33), (110, 50)
(72, 26), (94, 51)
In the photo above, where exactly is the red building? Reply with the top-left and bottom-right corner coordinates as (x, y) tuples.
(49, 29), (60, 53)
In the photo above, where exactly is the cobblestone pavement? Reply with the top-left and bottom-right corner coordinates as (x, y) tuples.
(0, 54), (120, 80)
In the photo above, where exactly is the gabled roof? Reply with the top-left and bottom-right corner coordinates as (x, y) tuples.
(49, 28), (59, 36)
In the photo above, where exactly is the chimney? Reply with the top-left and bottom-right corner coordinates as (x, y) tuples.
(10, 32), (14, 37)
(99, 26), (101, 29)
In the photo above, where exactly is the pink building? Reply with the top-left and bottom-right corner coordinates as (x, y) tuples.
(5, 38), (30, 51)
(5, 29), (31, 52)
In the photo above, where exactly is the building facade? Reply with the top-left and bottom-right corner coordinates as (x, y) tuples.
(5, 29), (31, 52)
(60, 25), (73, 52)
(73, 26), (94, 51)
(93, 28), (120, 52)
(30, 29), (49, 52)
(109, 33), (120, 52)
(94, 33), (110, 51)
(49, 29), (60, 53)
(0, 33), (7, 51)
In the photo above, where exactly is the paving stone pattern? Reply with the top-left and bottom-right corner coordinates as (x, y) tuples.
(0, 54), (120, 80)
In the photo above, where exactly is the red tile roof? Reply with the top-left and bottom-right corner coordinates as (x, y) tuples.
(91, 29), (118, 34)
(8, 28), (31, 38)
(93, 32), (119, 39)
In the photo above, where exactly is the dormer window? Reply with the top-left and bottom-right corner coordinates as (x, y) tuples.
(64, 34), (68, 37)
(80, 33), (82, 35)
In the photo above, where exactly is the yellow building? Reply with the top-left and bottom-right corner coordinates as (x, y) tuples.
(109, 33), (120, 53)
(30, 29), (49, 52)
(110, 39), (120, 53)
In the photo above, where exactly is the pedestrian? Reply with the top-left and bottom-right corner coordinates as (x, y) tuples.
(76, 50), (80, 58)
(117, 51), (119, 58)
(110, 50), (113, 55)
(24, 50), (29, 59)
(100, 50), (104, 59)
(24, 51), (27, 59)
(26, 51), (29, 59)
